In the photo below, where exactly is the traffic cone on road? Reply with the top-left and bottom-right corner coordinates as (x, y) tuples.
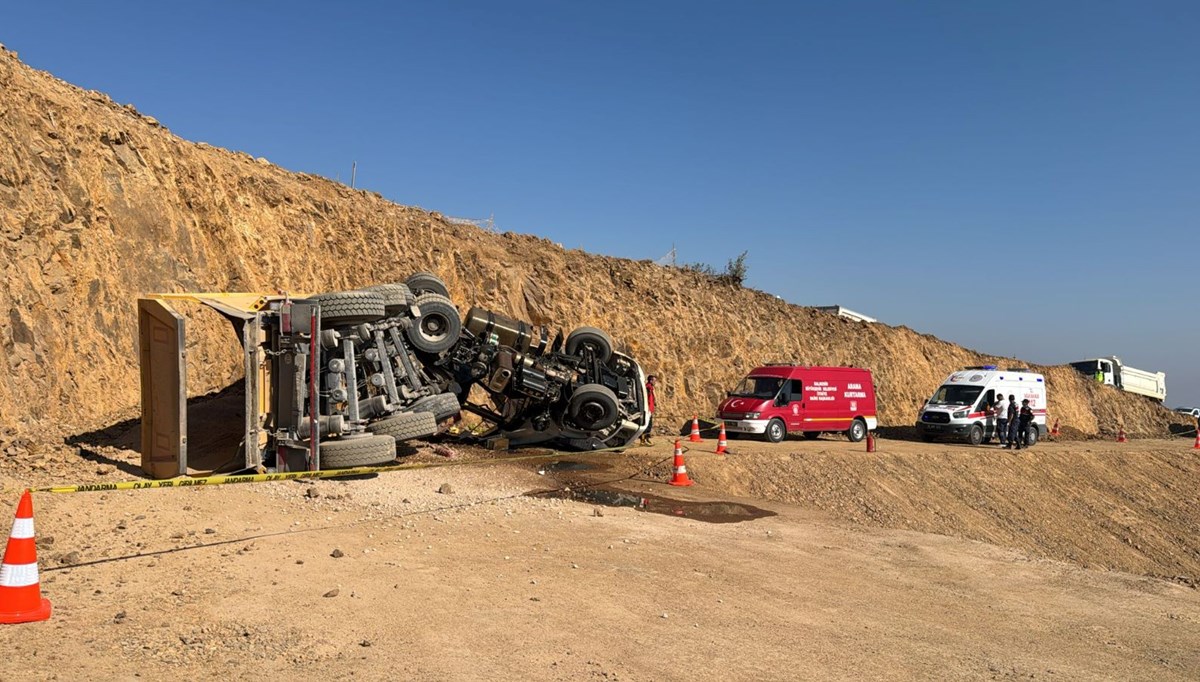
(0, 490), (52, 624)
(866, 432), (876, 453)
(1117, 426), (1127, 443)
(1050, 419), (1060, 437)
(669, 440), (695, 487)
(689, 415), (703, 443)
(715, 423), (728, 455)
(1192, 431), (1199, 450)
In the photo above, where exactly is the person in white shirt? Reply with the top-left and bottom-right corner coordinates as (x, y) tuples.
(993, 394), (1010, 446)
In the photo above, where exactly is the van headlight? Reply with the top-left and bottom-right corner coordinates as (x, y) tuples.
(952, 410), (967, 419)
(744, 412), (760, 419)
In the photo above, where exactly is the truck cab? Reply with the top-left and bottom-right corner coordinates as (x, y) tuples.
(718, 365), (877, 443)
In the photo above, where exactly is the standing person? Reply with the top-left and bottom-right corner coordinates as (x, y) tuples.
(1005, 394), (1019, 449)
(640, 375), (657, 445)
(1016, 399), (1035, 449)
(993, 393), (1010, 446)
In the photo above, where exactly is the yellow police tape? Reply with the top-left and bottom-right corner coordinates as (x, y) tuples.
(30, 446), (647, 495)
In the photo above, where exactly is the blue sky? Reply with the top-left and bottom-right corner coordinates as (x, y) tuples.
(5, 1), (1198, 406)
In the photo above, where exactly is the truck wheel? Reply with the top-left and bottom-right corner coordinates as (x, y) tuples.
(966, 424), (984, 446)
(406, 272), (450, 298)
(567, 384), (619, 431)
(367, 411), (438, 442)
(362, 284), (411, 316)
(403, 392), (461, 422)
(565, 326), (613, 363)
(318, 434), (397, 469)
(313, 290), (387, 327)
(1025, 426), (1039, 447)
(802, 431), (821, 440)
(846, 418), (867, 442)
(406, 293), (462, 354)
(765, 418), (786, 443)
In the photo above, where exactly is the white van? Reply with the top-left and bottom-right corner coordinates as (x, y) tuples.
(916, 365), (1047, 446)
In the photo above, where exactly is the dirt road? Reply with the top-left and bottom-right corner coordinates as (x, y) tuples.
(2, 435), (1198, 680)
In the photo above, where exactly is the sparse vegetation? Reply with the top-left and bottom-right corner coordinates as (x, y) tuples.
(678, 250), (748, 287)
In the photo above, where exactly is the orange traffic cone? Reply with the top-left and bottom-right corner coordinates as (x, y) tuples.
(1117, 427), (1127, 443)
(715, 423), (728, 455)
(1050, 419), (1060, 437)
(866, 432), (876, 453)
(669, 440), (694, 487)
(1192, 431), (1199, 450)
(0, 491), (52, 624)
(689, 415), (703, 443)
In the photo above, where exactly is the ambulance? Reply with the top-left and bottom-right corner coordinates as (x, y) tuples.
(916, 366), (1048, 446)
(717, 365), (878, 443)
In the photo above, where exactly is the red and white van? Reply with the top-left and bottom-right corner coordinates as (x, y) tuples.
(717, 365), (878, 443)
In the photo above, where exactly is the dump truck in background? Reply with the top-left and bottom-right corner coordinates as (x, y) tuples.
(1069, 356), (1166, 402)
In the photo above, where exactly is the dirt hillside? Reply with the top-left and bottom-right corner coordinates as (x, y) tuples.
(0, 45), (1189, 450)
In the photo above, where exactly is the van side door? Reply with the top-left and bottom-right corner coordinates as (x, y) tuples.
(782, 379), (806, 429)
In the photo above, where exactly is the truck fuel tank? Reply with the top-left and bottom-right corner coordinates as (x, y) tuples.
(464, 306), (551, 356)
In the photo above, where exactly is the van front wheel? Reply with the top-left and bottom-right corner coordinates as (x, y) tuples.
(966, 424), (984, 446)
(764, 418), (786, 443)
(846, 419), (867, 442)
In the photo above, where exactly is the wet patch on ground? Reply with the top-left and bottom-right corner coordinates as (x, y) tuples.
(528, 484), (776, 524)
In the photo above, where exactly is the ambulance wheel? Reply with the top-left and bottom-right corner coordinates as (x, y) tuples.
(846, 419), (867, 442)
(764, 418), (786, 443)
(803, 431), (821, 440)
(966, 424), (984, 446)
(1025, 427), (1039, 447)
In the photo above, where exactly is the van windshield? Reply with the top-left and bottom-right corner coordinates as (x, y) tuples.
(730, 376), (784, 399)
(929, 384), (983, 406)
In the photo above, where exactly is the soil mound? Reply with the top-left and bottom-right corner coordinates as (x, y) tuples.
(0, 47), (1189, 449)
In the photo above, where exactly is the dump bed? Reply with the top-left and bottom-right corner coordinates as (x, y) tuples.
(1119, 366), (1166, 401)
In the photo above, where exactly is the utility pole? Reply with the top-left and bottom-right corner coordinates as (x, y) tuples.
(351, 162), (357, 189)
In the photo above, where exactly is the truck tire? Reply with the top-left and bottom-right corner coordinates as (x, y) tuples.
(567, 384), (620, 431)
(846, 418), (867, 442)
(313, 290), (387, 327)
(363, 284), (411, 316)
(966, 423), (984, 446)
(406, 272), (450, 298)
(1025, 426), (1039, 447)
(765, 418), (786, 443)
(319, 434), (397, 469)
(565, 326), (613, 363)
(367, 411), (438, 442)
(403, 392), (461, 422)
(406, 293), (461, 353)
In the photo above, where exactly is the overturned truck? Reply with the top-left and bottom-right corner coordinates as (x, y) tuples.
(137, 272), (649, 478)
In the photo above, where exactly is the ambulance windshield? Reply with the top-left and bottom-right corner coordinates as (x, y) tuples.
(929, 384), (983, 406)
(731, 376), (784, 399)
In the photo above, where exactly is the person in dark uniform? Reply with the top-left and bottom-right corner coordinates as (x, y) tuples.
(1004, 394), (1019, 449)
(1015, 399), (1035, 449)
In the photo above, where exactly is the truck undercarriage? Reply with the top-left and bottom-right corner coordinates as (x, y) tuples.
(137, 273), (649, 478)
